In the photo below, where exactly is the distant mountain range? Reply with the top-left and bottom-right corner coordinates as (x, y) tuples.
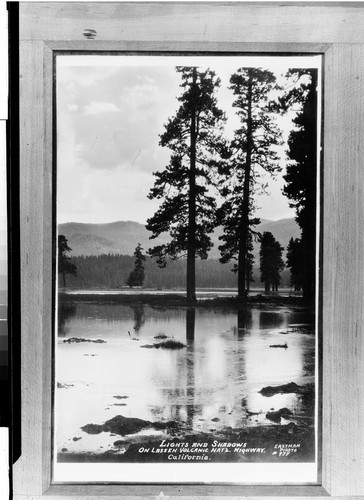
(58, 218), (300, 259)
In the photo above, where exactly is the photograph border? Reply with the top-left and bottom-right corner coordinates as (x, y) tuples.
(52, 50), (323, 486)
(13, 2), (364, 498)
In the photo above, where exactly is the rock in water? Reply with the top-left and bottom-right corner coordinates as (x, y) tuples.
(259, 382), (301, 397)
(81, 415), (177, 436)
(266, 407), (293, 423)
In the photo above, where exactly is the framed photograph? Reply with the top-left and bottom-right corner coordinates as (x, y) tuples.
(54, 53), (320, 485)
(12, 2), (364, 498)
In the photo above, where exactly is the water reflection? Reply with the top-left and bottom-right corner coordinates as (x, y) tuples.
(186, 307), (195, 342)
(236, 307), (252, 334)
(259, 310), (288, 329)
(58, 301), (76, 337)
(186, 307), (195, 426)
(131, 304), (145, 335)
(56, 300), (315, 452)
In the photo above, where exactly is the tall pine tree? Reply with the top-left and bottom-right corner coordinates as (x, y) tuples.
(218, 68), (282, 299)
(125, 243), (145, 288)
(286, 237), (304, 291)
(146, 67), (226, 303)
(58, 235), (77, 287)
(282, 68), (318, 304)
(259, 231), (284, 293)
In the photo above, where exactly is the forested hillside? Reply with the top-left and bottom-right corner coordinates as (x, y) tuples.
(63, 253), (291, 289)
(59, 218), (298, 290)
(59, 218), (299, 260)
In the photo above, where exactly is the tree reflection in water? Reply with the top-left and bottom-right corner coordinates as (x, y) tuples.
(131, 303), (145, 335)
(58, 301), (77, 337)
(186, 307), (195, 428)
(236, 307), (253, 335)
(56, 301), (315, 445)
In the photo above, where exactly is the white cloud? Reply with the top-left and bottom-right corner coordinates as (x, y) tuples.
(66, 104), (79, 112)
(57, 64), (120, 88)
(84, 101), (120, 115)
(57, 56), (321, 224)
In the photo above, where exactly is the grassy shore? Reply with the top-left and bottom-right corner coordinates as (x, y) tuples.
(58, 291), (312, 310)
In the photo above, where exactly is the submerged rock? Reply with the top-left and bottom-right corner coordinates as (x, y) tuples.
(157, 339), (186, 349)
(154, 334), (168, 339)
(81, 423), (105, 435)
(63, 337), (106, 344)
(266, 407), (293, 423)
(57, 382), (74, 389)
(140, 340), (186, 350)
(113, 440), (127, 447)
(81, 415), (177, 436)
(259, 382), (301, 397)
(246, 410), (260, 416)
(113, 441), (130, 454)
(269, 343), (288, 349)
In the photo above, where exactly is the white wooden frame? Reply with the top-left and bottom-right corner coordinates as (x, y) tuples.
(14, 2), (364, 498)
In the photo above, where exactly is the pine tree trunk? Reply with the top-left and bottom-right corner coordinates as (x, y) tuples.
(187, 68), (197, 304)
(238, 73), (253, 300)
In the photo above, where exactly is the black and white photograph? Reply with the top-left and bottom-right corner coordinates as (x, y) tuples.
(6, 2), (364, 497)
(53, 54), (321, 484)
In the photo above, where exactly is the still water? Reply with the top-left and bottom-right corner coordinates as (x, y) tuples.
(56, 300), (315, 455)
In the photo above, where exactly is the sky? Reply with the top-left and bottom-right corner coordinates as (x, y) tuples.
(57, 55), (321, 225)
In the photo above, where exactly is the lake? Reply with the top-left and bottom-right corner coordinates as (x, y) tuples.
(55, 298), (315, 459)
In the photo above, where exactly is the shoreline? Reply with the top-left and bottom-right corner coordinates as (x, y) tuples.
(58, 291), (313, 310)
